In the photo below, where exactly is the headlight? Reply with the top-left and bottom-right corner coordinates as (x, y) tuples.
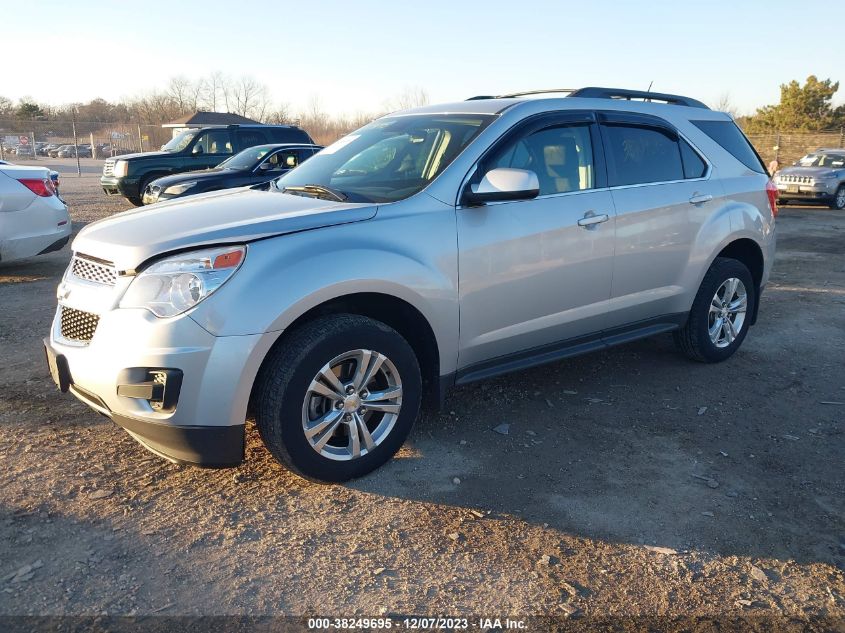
(112, 160), (128, 178)
(164, 180), (198, 196)
(119, 245), (246, 317)
(812, 174), (835, 183)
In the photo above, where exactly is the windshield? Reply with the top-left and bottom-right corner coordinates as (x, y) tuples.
(217, 145), (273, 170)
(797, 153), (845, 168)
(275, 114), (495, 203)
(162, 130), (198, 153)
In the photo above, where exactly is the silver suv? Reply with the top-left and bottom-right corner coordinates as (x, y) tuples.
(44, 87), (777, 482)
(774, 148), (845, 209)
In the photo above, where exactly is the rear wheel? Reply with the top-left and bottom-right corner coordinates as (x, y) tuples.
(674, 257), (756, 363)
(254, 314), (422, 482)
(830, 185), (845, 210)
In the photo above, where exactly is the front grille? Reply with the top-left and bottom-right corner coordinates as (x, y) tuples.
(60, 306), (100, 342)
(103, 160), (115, 177)
(781, 175), (812, 184)
(71, 255), (117, 286)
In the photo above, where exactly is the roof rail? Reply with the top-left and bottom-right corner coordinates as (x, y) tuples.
(466, 88), (576, 101)
(569, 87), (709, 109)
(498, 88), (577, 98)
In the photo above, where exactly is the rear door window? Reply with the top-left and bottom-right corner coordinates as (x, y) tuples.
(691, 120), (766, 174)
(602, 124), (684, 186)
(192, 130), (232, 155)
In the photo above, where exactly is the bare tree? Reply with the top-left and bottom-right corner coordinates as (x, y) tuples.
(385, 86), (429, 111)
(264, 102), (293, 124)
(166, 76), (197, 115)
(713, 92), (739, 118)
(200, 71), (228, 111)
(228, 75), (270, 120)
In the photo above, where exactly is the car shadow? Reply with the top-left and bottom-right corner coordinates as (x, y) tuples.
(346, 336), (845, 567)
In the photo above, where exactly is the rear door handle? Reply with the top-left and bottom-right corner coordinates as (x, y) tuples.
(577, 213), (610, 228)
(689, 193), (713, 205)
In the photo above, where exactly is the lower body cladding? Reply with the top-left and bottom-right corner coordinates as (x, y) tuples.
(45, 305), (276, 467)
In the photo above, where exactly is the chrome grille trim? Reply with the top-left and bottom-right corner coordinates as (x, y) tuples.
(71, 255), (117, 286)
(60, 306), (100, 342)
(103, 159), (115, 177)
(780, 175), (812, 184)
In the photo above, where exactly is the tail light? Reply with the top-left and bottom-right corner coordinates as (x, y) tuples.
(18, 178), (56, 198)
(765, 179), (778, 218)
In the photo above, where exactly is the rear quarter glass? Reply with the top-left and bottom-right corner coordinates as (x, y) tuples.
(692, 120), (766, 174)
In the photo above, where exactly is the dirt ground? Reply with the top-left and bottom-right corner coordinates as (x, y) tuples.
(1, 161), (844, 629)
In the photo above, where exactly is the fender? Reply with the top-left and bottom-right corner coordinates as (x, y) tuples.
(190, 203), (461, 376)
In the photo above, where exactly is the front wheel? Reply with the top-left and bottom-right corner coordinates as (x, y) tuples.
(830, 185), (845, 210)
(254, 314), (422, 483)
(674, 257), (756, 363)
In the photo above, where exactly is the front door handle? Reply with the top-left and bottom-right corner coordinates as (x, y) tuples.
(577, 213), (610, 228)
(689, 193), (713, 205)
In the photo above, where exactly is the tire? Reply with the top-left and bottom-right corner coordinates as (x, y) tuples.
(254, 314), (422, 483)
(674, 257), (756, 363)
(830, 185), (845, 210)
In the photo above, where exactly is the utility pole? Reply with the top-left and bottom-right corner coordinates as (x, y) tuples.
(138, 123), (144, 153)
(71, 108), (81, 177)
(31, 131), (37, 160)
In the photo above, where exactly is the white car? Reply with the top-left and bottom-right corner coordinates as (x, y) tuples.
(0, 163), (71, 263)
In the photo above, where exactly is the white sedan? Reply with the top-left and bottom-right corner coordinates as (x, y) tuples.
(0, 163), (71, 263)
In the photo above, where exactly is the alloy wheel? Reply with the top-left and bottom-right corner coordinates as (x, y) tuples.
(301, 349), (403, 461)
(708, 278), (747, 348)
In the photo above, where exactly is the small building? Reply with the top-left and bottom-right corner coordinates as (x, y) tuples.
(162, 112), (261, 138)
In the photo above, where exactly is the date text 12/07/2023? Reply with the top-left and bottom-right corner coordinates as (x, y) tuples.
(306, 617), (528, 630)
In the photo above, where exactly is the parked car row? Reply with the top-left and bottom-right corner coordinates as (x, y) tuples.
(101, 123), (314, 205)
(1, 141), (136, 159)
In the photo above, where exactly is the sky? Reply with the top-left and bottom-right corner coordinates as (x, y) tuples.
(3, 0), (844, 117)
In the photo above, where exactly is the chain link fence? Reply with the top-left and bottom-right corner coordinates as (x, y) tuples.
(744, 129), (845, 167)
(0, 119), (169, 161)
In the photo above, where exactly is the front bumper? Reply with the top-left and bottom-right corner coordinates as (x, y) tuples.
(46, 301), (274, 467)
(100, 175), (140, 199)
(775, 181), (837, 202)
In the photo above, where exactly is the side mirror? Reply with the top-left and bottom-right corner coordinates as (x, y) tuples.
(463, 168), (540, 206)
(258, 162), (272, 171)
(192, 145), (204, 155)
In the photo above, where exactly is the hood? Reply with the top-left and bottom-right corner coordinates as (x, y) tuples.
(109, 150), (171, 161)
(72, 188), (377, 271)
(777, 166), (840, 178)
(150, 168), (230, 188)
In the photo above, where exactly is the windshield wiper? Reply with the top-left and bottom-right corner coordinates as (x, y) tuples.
(281, 184), (348, 202)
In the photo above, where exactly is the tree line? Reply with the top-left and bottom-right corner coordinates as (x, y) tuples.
(0, 73), (429, 145)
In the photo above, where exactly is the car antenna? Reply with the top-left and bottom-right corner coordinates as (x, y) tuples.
(646, 80), (653, 92)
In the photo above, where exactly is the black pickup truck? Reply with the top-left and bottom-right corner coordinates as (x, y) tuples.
(100, 124), (313, 205)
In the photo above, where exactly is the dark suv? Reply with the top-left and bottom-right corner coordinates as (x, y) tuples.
(100, 124), (313, 205)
